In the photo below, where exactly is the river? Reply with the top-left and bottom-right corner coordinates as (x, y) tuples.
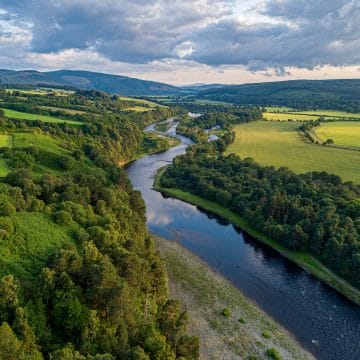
(126, 121), (360, 360)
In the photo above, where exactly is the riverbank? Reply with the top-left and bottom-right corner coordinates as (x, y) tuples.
(153, 234), (314, 359)
(154, 167), (360, 306)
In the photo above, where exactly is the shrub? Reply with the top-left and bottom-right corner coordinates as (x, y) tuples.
(54, 210), (72, 226)
(262, 331), (271, 339)
(266, 348), (282, 360)
(221, 307), (231, 317)
(238, 317), (246, 324)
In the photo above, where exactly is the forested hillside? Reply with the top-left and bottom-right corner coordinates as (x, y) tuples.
(0, 89), (198, 359)
(0, 70), (179, 95)
(198, 80), (360, 112)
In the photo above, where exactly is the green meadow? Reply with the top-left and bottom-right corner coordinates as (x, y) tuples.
(0, 212), (76, 280)
(1, 108), (83, 125)
(225, 121), (360, 183)
(313, 121), (360, 148)
(0, 158), (9, 177)
(263, 112), (319, 121)
(0, 134), (12, 147)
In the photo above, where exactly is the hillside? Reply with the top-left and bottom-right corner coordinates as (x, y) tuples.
(0, 69), (179, 96)
(198, 79), (360, 112)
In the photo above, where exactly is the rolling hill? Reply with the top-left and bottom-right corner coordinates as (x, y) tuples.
(0, 69), (179, 95)
(197, 79), (360, 111)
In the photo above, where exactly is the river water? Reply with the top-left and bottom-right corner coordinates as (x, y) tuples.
(126, 121), (360, 360)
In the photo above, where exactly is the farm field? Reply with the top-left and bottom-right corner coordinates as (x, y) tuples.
(263, 112), (320, 121)
(264, 107), (360, 119)
(1, 108), (83, 125)
(119, 96), (164, 107)
(5, 88), (74, 96)
(313, 122), (360, 148)
(0, 134), (12, 147)
(225, 121), (360, 183)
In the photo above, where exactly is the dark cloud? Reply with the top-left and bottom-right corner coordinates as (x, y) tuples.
(0, 0), (359, 71)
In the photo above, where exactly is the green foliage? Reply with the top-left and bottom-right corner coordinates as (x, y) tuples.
(266, 348), (282, 360)
(161, 142), (360, 289)
(262, 331), (271, 339)
(0, 89), (197, 358)
(221, 307), (231, 317)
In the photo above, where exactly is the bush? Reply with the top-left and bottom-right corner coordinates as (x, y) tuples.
(262, 330), (271, 339)
(266, 348), (282, 360)
(58, 155), (75, 170)
(238, 317), (246, 324)
(221, 307), (231, 317)
(54, 210), (72, 226)
(0, 217), (14, 239)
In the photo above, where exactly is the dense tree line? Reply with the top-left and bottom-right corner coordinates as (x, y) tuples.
(176, 107), (261, 143)
(161, 141), (360, 288)
(0, 98), (198, 358)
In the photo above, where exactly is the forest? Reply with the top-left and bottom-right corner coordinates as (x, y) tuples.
(160, 136), (360, 289)
(0, 90), (198, 359)
(196, 79), (360, 112)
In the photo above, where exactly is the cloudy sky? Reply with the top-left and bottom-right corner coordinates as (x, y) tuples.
(0, 0), (359, 85)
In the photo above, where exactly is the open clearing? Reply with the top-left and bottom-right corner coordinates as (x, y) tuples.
(0, 158), (9, 177)
(313, 121), (360, 148)
(0, 134), (12, 147)
(154, 234), (314, 360)
(118, 96), (164, 108)
(1, 108), (83, 125)
(225, 121), (360, 183)
(12, 133), (67, 155)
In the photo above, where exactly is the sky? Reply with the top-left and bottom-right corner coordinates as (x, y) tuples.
(0, 0), (359, 85)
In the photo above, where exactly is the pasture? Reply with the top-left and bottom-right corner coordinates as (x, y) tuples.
(263, 112), (320, 121)
(313, 122), (360, 148)
(0, 134), (12, 147)
(225, 121), (360, 183)
(1, 108), (83, 125)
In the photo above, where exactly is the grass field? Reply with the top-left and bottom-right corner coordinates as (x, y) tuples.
(154, 234), (314, 360)
(118, 96), (164, 108)
(313, 122), (360, 148)
(264, 108), (360, 120)
(39, 105), (86, 114)
(0, 134), (12, 147)
(263, 112), (320, 121)
(225, 121), (360, 183)
(1, 108), (83, 125)
(0, 212), (75, 280)
(0, 158), (9, 177)
(13, 133), (67, 155)
(125, 106), (152, 112)
(5, 88), (74, 96)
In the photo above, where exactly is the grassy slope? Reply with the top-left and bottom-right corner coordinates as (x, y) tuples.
(0, 212), (76, 281)
(12, 133), (67, 155)
(154, 168), (360, 307)
(225, 121), (360, 183)
(313, 121), (360, 147)
(0, 158), (9, 177)
(1, 108), (83, 125)
(153, 234), (314, 360)
(0, 134), (12, 147)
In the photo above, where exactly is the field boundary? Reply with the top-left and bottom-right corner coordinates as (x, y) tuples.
(154, 166), (360, 306)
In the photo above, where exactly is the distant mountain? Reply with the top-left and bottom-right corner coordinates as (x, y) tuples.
(0, 69), (179, 95)
(198, 79), (360, 112)
(180, 83), (231, 91)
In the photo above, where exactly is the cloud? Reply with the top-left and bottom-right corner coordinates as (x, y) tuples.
(0, 0), (359, 78)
